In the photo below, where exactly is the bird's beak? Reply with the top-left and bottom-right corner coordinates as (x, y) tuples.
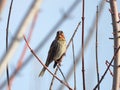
(59, 33), (65, 39)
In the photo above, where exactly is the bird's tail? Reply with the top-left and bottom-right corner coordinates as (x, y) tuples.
(39, 67), (46, 77)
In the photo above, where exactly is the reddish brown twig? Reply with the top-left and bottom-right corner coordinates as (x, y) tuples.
(105, 60), (114, 77)
(81, 0), (86, 89)
(24, 36), (73, 90)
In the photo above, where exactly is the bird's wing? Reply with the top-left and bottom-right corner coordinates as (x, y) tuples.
(45, 40), (58, 66)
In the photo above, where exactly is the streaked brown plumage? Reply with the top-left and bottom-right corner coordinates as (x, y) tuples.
(39, 31), (66, 77)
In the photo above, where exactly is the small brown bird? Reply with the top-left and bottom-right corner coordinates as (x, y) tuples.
(39, 31), (66, 77)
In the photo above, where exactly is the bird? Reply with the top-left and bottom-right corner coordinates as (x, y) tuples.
(39, 30), (67, 77)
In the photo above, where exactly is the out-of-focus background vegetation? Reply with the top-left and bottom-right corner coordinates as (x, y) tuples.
(0, 0), (120, 90)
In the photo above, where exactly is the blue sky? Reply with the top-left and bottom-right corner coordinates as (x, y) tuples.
(0, 0), (120, 90)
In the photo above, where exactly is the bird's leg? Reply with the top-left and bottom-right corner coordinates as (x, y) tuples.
(53, 53), (65, 68)
(56, 53), (65, 66)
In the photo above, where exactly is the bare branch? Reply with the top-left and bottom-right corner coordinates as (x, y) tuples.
(81, 0), (86, 89)
(67, 22), (81, 49)
(95, 5), (100, 90)
(49, 67), (59, 90)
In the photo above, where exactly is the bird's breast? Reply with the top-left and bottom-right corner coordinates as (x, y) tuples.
(53, 40), (66, 60)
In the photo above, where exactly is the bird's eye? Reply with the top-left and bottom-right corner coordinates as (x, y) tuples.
(57, 31), (63, 35)
(57, 31), (59, 35)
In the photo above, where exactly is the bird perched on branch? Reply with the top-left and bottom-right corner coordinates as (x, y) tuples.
(39, 31), (67, 77)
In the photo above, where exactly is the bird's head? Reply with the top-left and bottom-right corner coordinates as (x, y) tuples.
(56, 31), (65, 40)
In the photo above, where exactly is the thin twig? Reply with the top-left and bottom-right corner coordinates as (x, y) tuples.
(67, 22), (81, 49)
(93, 46), (120, 90)
(49, 65), (69, 90)
(81, 0), (86, 89)
(106, 60), (120, 68)
(6, 0), (13, 90)
(95, 5), (100, 90)
(24, 36), (73, 90)
(49, 67), (59, 90)
(72, 40), (76, 90)
(57, 65), (68, 86)
(106, 60), (114, 67)
(105, 61), (113, 77)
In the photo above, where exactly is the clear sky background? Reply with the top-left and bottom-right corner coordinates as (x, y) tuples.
(0, 0), (120, 90)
